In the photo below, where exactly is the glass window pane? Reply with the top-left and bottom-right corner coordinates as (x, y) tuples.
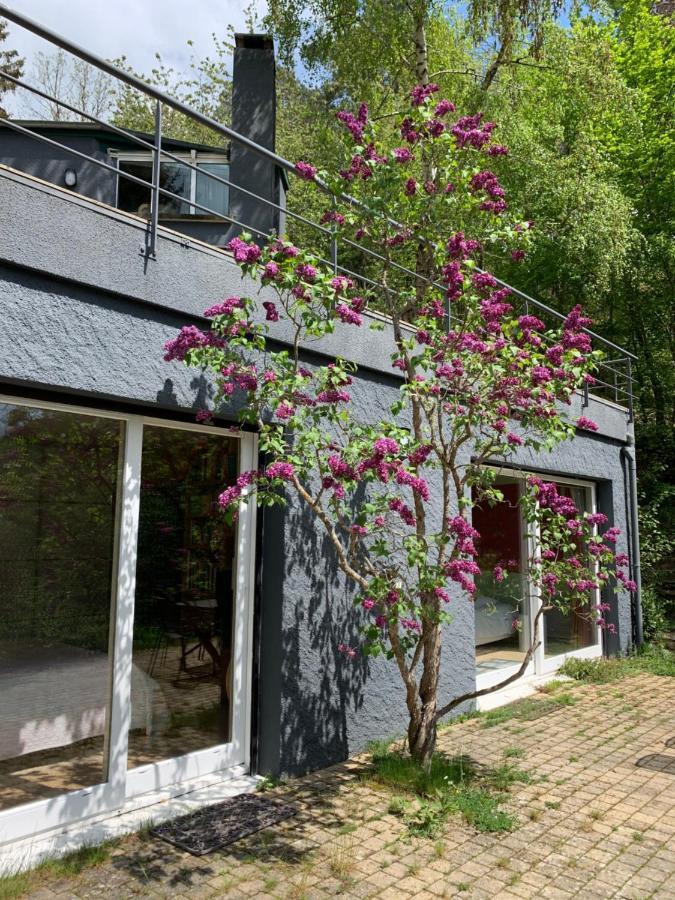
(0, 403), (122, 810)
(158, 162), (191, 216)
(117, 160), (152, 216)
(127, 426), (239, 770)
(473, 480), (532, 674)
(544, 485), (598, 656)
(117, 160), (191, 218)
(196, 163), (229, 217)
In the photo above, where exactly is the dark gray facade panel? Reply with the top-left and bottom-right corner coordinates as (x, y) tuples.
(0, 132), (117, 204)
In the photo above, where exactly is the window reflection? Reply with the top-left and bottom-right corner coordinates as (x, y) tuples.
(127, 425), (239, 769)
(118, 160), (191, 218)
(543, 485), (597, 657)
(0, 404), (122, 809)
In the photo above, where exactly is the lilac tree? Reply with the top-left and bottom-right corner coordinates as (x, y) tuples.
(164, 85), (634, 764)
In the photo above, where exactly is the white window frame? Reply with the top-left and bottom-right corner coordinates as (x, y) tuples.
(475, 470), (602, 691)
(111, 150), (229, 218)
(0, 396), (256, 846)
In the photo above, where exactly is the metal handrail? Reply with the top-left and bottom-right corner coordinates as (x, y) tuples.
(0, 2), (636, 414)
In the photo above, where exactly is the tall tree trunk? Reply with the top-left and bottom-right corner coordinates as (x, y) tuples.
(413, 9), (428, 86)
(412, 6), (435, 308)
(412, 623), (442, 765)
(481, 40), (508, 92)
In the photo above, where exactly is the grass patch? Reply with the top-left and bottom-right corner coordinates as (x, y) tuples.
(0, 841), (118, 899)
(0, 872), (31, 900)
(487, 763), (532, 790)
(368, 743), (518, 836)
(503, 746), (524, 759)
(256, 773), (285, 792)
(480, 693), (576, 728)
(328, 840), (354, 882)
(536, 679), (568, 694)
(559, 644), (675, 683)
(454, 789), (516, 833)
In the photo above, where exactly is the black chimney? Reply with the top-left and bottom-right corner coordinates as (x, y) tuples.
(229, 34), (284, 241)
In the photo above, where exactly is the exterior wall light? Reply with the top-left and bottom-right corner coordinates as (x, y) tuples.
(64, 168), (77, 189)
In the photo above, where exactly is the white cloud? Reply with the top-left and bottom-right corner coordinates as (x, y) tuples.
(4, 0), (267, 111)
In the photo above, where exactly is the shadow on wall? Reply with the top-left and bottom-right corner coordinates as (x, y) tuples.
(279, 499), (370, 776)
(155, 376), (217, 412)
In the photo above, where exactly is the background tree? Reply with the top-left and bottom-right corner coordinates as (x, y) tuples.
(21, 49), (118, 121)
(0, 17), (24, 118)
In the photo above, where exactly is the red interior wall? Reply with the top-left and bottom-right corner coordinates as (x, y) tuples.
(472, 482), (521, 569)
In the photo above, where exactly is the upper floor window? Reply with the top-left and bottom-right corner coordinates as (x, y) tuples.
(115, 152), (229, 220)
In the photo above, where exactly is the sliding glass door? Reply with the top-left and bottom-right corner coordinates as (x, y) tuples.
(0, 398), (256, 843)
(473, 473), (600, 686)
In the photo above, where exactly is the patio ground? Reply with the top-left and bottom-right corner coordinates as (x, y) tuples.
(7, 671), (675, 899)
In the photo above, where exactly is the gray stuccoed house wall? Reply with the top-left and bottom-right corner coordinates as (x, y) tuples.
(0, 161), (636, 777)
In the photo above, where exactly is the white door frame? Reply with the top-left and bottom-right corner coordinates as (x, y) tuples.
(0, 395), (257, 846)
(475, 470), (602, 692)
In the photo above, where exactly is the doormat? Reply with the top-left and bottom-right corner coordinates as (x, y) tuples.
(634, 753), (675, 775)
(151, 793), (297, 856)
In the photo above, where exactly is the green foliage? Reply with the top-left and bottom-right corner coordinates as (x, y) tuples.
(368, 746), (518, 835)
(480, 693), (576, 727)
(638, 478), (675, 637)
(112, 37), (232, 144)
(559, 643), (675, 682)
(0, 871), (30, 900)
(486, 763), (532, 790)
(0, 840), (118, 898)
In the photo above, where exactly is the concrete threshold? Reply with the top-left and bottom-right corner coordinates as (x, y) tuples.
(0, 770), (259, 876)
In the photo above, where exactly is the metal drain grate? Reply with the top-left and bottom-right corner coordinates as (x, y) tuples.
(635, 753), (675, 775)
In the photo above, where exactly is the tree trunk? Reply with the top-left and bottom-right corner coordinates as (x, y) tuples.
(412, 6), (435, 308)
(407, 623), (442, 767)
(408, 705), (438, 766)
(481, 40), (508, 92)
(413, 9), (428, 86)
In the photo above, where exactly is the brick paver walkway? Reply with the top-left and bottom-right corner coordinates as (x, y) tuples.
(19, 674), (675, 898)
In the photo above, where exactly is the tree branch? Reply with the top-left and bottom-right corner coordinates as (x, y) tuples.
(434, 603), (547, 722)
(428, 68), (478, 81)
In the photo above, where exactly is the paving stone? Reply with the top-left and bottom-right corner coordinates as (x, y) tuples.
(5, 674), (674, 900)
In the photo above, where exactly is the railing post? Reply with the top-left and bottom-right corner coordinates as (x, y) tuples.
(330, 196), (338, 274)
(147, 100), (162, 259)
(627, 359), (634, 423)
